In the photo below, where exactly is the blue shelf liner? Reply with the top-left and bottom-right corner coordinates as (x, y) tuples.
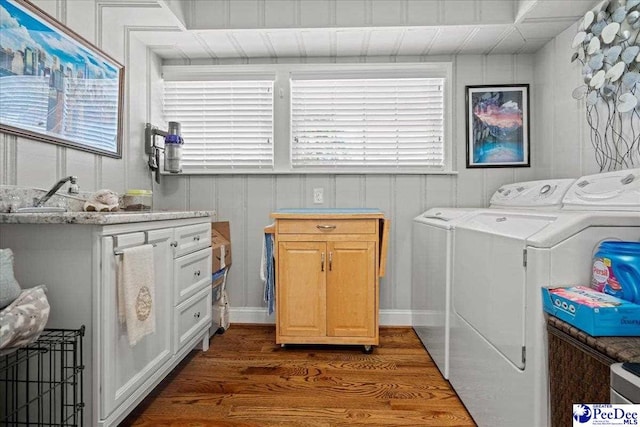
(275, 208), (382, 214)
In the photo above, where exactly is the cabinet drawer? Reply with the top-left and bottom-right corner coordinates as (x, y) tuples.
(278, 219), (376, 234)
(174, 223), (211, 258)
(174, 247), (212, 305)
(174, 287), (212, 351)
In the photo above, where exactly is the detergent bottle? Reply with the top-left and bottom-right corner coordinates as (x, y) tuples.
(592, 241), (640, 304)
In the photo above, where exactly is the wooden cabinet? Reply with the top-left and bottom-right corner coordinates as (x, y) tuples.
(272, 211), (388, 350)
(278, 241), (326, 337)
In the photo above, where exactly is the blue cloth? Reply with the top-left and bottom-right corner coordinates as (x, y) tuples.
(263, 233), (275, 315)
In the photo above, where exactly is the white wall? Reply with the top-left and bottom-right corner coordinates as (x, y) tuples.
(534, 22), (600, 177)
(156, 53), (543, 324)
(1, 0), (554, 325)
(0, 0), (175, 194)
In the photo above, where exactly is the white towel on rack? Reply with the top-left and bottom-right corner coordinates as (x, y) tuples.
(117, 244), (156, 346)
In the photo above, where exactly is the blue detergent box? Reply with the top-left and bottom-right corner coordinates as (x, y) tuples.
(542, 286), (640, 336)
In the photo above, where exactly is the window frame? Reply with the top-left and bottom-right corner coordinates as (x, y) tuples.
(160, 62), (453, 175)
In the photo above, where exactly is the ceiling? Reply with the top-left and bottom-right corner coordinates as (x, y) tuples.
(135, 0), (598, 61)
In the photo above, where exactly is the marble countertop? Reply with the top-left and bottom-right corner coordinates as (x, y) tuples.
(547, 315), (640, 362)
(0, 210), (213, 225)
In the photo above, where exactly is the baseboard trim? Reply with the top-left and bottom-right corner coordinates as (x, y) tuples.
(412, 310), (443, 327)
(229, 307), (413, 326)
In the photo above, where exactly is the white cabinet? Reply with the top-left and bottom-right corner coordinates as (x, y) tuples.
(99, 228), (174, 419)
(175, 286), (212, 350)
(0, 215), (213, 427)
(174, 247), (213, 304)
(174, 222), (212, 258)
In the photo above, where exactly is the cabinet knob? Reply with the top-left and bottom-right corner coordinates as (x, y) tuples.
(316, 224), (336, 231)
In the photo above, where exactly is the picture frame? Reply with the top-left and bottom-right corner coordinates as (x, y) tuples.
(465, 84), (530, 168)
(0, 0), (124, 158)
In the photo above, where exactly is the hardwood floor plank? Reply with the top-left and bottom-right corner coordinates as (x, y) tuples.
(120, 325), (476, 426)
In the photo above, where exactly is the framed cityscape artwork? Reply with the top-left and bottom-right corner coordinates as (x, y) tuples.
(0, 0), (124, 158)
(466, 84), (530, 168)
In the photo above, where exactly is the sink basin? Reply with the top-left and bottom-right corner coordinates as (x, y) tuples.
(15, 206), (67, 213)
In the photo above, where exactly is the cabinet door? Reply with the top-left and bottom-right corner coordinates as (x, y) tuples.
(326, 241), (376, 337)
(100, 228), (173, 419)
(277, 241), (326, 337)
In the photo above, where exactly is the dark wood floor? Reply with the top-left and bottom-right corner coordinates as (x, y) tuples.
(120, 325), (476, 426)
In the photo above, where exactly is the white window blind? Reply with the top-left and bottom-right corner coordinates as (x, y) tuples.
(290, 77), (445, 169)
(163, 80), (274, 171)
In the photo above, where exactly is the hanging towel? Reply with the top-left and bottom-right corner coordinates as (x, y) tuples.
(117, 244), (156, 346)
(261, 231), (275, 315)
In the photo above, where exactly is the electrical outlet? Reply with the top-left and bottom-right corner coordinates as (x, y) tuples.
(313, 188), (324, 204)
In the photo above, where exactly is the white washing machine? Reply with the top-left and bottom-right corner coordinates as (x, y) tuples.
(489, 179), (576, 211)
(449, 168), (640, 427)
(411, 179), (575, 380)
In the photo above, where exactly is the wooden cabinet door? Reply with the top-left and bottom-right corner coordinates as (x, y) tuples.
(277, 241), (326, 337)
(326, 241), (376, 338)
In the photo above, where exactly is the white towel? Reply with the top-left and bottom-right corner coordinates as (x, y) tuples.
(117, 244), (156, 346)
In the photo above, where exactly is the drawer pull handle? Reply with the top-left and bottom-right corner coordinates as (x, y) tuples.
(316, 225), (336, 231)
(321, 252), (325, 272)
(170, 241), (178, 247)
(194, 270), (201, 276)
(194, 311), (201, 318)
(193, 236), (200, 241)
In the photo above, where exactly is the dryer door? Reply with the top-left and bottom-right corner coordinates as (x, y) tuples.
(453, 213), (556, 369)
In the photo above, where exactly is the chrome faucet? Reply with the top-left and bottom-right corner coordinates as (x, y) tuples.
(34, 176), (79, 207)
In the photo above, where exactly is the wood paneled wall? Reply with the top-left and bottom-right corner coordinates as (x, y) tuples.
(534, 22), (601, 178)
(1, 0), (599, 325)
(0, 0), (173, 193)
(154, 54), (541, 324)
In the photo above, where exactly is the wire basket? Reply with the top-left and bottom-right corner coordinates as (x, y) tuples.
(0, 327), (85, 426)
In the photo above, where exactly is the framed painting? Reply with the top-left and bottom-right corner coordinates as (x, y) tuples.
(465, 84), (529, 168)
(0, 0), (124, 158)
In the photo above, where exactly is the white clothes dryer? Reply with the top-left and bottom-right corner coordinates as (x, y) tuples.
(412, 208), (477, 380)
(449, 168), (640, 427)
(411, 179), (575, 380)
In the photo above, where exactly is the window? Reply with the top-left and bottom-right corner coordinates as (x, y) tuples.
(290, 76), (445, 170)
(163, 79), (274, 171)
(160, 63), (452, 174)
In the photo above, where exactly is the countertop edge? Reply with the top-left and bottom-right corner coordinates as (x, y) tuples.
(0, 211), (214, 225)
